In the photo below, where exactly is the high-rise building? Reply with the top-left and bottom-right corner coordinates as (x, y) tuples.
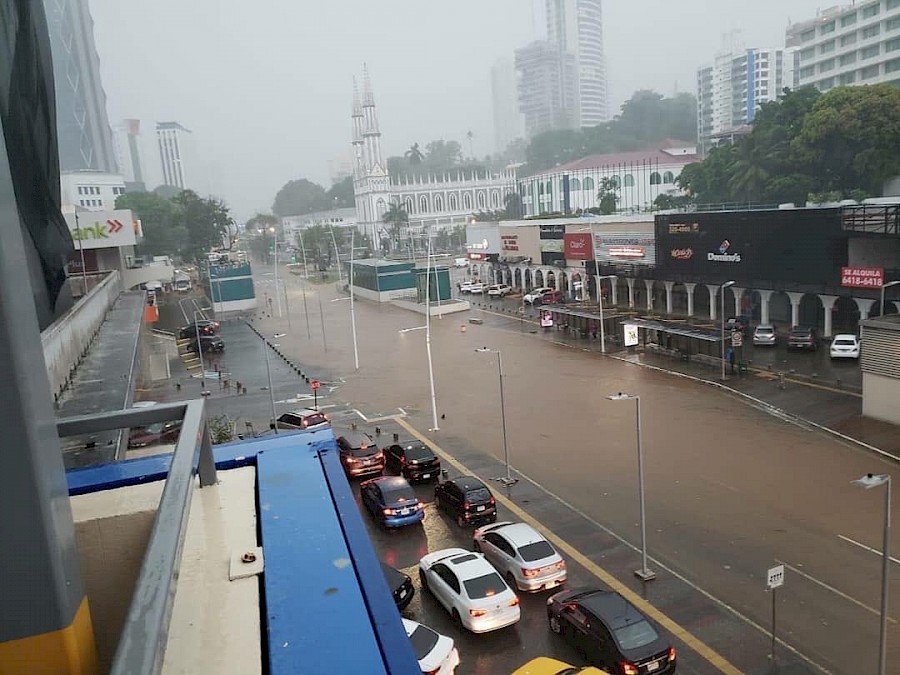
(697, 46), (797, 151)
(787, 0), (900, 92)
(491, 58), (525, 153)
(546, 0), (609, 126)
(43, 0), (117, 173)
(156, 122), (192, 190)
(112, 119), (146, 190)
(515, 41), (578, 138)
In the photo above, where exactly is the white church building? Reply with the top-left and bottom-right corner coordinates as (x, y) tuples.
(351, 69), (517, 244)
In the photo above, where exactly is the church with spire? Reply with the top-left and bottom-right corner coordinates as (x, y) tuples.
(351, 67), (518, 247)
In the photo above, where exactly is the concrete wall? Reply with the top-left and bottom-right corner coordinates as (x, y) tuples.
(848, 237), (900, 270)
(862, 372), (900, 425)
(42, 270), (122, 400)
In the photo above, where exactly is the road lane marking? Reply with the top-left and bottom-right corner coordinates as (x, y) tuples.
(838, 534), (900, 565)
(775, 559), (897, 623)
(394, 417), (743, 675)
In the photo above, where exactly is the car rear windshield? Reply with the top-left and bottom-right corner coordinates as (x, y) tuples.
(408, 624), (439, 661)
(383, 485), (416, 503)
(756, 327), (774, 334)
(790, 330), (811, 337)
(463, 572), (506, 599)
(465, 487), (491, 503)
(350, 445), (378, 457)
(405, 445), (435, 461)
(303, 413), (327, 426)
(834, 338), (856, 345)
(518, 540), (555, 562)
(614, 620), (659, 650)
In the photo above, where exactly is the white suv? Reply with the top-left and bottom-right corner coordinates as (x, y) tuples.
(488, 284), (512, 297)
(523, 287), (553, 304)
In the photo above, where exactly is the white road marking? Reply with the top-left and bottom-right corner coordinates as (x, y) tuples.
(838, 534), (900, 565)
(775, 559), (897, 623)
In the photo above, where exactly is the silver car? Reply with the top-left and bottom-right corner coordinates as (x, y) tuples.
(752, 324), (777, 346)
(473, 521), (566, 592)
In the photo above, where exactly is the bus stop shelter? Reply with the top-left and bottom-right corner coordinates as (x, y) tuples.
(540, 306), (637, 341)
(618, 317), (730, 363)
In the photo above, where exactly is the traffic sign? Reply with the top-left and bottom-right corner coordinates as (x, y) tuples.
(310, 379), (320, 391)
(731, 329), (743, 347)
(767, 564), (784, 590)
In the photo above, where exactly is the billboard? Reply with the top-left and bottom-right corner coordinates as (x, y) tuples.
(841, 266), (883, 288)
(655, 209), (846, 283)
(592, 231), (656, 266)
(64, 210), (138, 249)
(564, 233), (593, 260)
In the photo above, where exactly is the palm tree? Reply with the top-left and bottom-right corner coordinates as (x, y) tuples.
(466, 131), (474, 159)
(382, 202), (409, 252)
(728, 136), (770, 204)
(405, 143), (424, 166)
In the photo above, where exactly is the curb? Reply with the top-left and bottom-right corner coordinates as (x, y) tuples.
(609, 353), (900, 464)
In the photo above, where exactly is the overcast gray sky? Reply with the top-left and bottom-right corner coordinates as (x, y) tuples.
(89, 0), (831, 220)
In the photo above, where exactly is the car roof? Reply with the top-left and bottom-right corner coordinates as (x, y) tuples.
(286, 407), (323, 416)
(369, 476), (411, 492)
(449, 475), (488, 492)
(578, 590), (647, 630)
(338, 431), (375, 446)
(482, 522), (546, 547)
(443, 551), (495, 577)
(833, 333), (858, 339)
(755, 324), (774, 330)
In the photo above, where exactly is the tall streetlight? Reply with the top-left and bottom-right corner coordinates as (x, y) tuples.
(608, 392), (656, 581)
(349, 229), (359, 370)
(720, 280), (736, 380)
(73, 211), (88, 295)
(329, 225), (343, 285)
(193, 307), (212, 394)
(269, 226), (282, 318)
(851, 472), (891, 675)
(475, 348), (516, 486)
(424, 227), (439, 430)
(260, 331), (286, 434)
(880, 280), (900, 317)
(297, 232), (320, 347)
(597, 274), (617, 354)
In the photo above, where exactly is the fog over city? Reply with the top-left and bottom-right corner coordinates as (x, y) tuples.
(90, 0), (830, 218)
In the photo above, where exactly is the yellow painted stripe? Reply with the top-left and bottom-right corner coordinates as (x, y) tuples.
(396, 417), (743, 675)
(0, 596), (98, 674)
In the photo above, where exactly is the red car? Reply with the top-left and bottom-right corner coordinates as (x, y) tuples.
(538, 289), (563, 305)
(128, 420), (182, 448)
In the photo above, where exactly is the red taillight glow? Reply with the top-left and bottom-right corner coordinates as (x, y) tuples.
(415, 501), (425, 510)
(469, 608), (487, 617)
(508, 596), (519, 607)
(382, 508), (396, 516)
(556, 560), (567, 570)
(668, 647), (676, 662)
(621, 661), (638, 675)
(522, 567), (540, 578)
(489, 497), (495, 505)
(462, 502), (470, 510)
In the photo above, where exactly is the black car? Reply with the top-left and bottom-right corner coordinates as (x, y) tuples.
(725, 316), (751, 334)
(178, 320), (219, 339)
(187, 335), (224, 353)
(547, 588), (676, 675)
(381, 562), (415, 611)
(434, 475), (496, 528)
(336, 431), (384, 477)
(788, 326), (819, 351)
(385, 441), (441, 482)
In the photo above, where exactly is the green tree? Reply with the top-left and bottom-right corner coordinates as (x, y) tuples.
(404, 143), (424, 165)
(272, 178), (329, 217)
(382, 202), (408, 252)
(503, 191), (524, 219)
(174, 190), (233, 262)
(596, 177), (619, 214)
(326, 175), (355, 208)
(423, 140), (463, 170)
(295, 225), (332, 270)
(116, 191), (186, 258)
(727, 134), (770, 203)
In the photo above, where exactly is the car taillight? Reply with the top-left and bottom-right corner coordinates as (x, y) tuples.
(507, 596), (519, 607)
(301, 420), (309, 428)
(382, 508), (395, 516)
(668, 647), (676, 662)
(374, 451), (383, 460)
(522, 567), (540, 578)
(489, 497), (495, 505)
(469, 608), (487, 617)
(621, 661), (639, 675)
(556, 560), (566, 570)
(345, 456), (359, 463)
(415, 501), (425, 510)
(462, 502), (470, 510)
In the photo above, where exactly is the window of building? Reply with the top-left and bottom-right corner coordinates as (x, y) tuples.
(608, 175), (620, 188)
(649, 172), (661, 185)
(799, 65), (816, 79)
(861, 44), (881, 58)
(800, 28), (816, 42)
(624, 174), (635, 187)
(448, 193), (458, 210)
(820, 40), (835, 53)
(819, 58), (835, 72)
(887, 16), (900, 31)
(662, 171), (675, 184)
(839, 71), (857, 85)
(861, 64), (881, 78)
(862, 2), (880, 18)
(887, 37), (900, 52)
(405, 197), (414, 214)
(582, 177), (594, 191)
(463, 192), (473, 210)
(818, 77), (836, 90)
(841, 33), (858, 47)
(820, 21), (836, 34)
(862, 24), (881, 39)
(841, 12), (858, 27)
(476, 192), (486, 209)
(840, 52), (858, 66)
(885, 57), (900, 73)
(490, 191), (500, 209)
(434, 194), (443, 211)
(419, 195), (429, 213)
(570, 177), (581, 191)
(889, 0), (900, 9)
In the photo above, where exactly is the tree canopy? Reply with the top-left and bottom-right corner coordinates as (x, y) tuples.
(271, 175), (354, 217)
(677, 85), (900, 206)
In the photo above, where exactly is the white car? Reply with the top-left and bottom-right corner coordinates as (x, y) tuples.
(466, 282), (486, 294)
(418, 548), (520, 633)
(752, 324), (777, 346)
(830, 334), (860, 359)
(402, 618), (460, 675)
(523, 287), (553, 304)
(454, 258), (469, 268)
(487, 284), (512, 297)
(473, 521), (567, 592)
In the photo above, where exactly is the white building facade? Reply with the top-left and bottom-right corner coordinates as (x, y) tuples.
(787, 0), (900, 91)
(60, 171), (127, 211)
(520, 142), (699, 217)
(156, 121), (192, 190)
(697, 46), (797, 148)
(546, 0), (609, 126)
(515, 41), (578, 138)
(112, 118), (146, 189)
(351, 70), (518, 245)
(491, 58), (526, 153)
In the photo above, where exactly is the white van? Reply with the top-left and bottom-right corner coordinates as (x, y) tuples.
(454, 257), (469, 268)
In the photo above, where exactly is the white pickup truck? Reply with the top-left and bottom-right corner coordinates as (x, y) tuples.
(460, 281), (485, 294)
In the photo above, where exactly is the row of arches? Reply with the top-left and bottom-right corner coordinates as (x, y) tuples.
(374, 189), (513, 217)
(532, 171), (677, 195)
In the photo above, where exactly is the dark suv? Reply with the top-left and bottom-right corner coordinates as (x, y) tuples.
(434, 475), (497, 528)
(385, 441), (441, 482)
(178, 320), (218, 339)
(725, 316), (751, 334)
(187, 335), (225, 353)
(788, 326), (819, 351)
(335, 431), (383, 477)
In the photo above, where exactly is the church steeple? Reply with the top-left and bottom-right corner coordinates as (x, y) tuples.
(351, 76), (364, 177)
(359, 64), (383, 173)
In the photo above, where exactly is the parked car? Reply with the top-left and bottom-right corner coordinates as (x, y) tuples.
(178, 320), (219, 339)
(360, 476), (425, 528)
(524, 287), (553, 305)
(402, 618), (460, 674)
(435, 475), (497, 528)
(512, 657), (610, 675)
(418, 548), (520, 633)
(488, 284), (513, 297)
(385, 441), (441, 481)
(467, 282), (486, 294)
(186, 335), (224, 353)
(275, 408), (330, 431)
(336, 431), (384, 477)
(127, 420), (181, 448)
(725, 316), (751, 334)
(788, 326), (819, 351)
(538, 289), (563, 305)
(473, 521), (567, 592)
(752, 324), (777, 346)
(830, 334), (860, 359)
(454, 257), (469, 268)
(381, 562), (415, 611)
(547, 588), (677, 675)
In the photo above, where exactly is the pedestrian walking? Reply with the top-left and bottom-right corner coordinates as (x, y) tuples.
(726, 346), (736, 374)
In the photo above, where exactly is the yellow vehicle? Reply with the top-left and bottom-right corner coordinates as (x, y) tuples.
(511, 656), (611, 675)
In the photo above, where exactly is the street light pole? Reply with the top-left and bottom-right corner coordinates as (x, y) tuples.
(329, 225), (343, 285)
(880, 280), (900, 317)
(262, 332), (286, 434)
(270, 229), (282, 318)
(476, 348), (516, 486)
(425, 228), (439, 431)
(193, 308), (211, 394)
(608, 392), (656, 581)
(350, 229), (359, 370)
(73, 211), (88, 295)
(720, 280), (736, 380)
(851, 473), (891, 675)
(297, 232), (313, 341)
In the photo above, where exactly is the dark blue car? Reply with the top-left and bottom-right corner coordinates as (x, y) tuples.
(360, 476), (425, 528)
